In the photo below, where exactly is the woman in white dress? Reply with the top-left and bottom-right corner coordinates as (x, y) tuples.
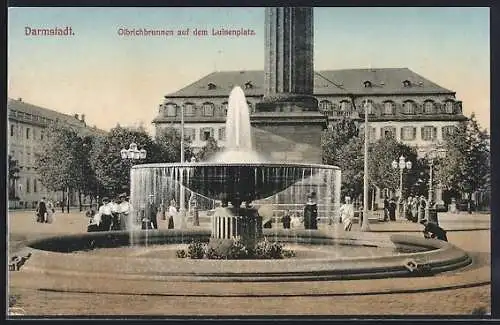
(340, 196), (355, 231)
(45, 199), (55, 224)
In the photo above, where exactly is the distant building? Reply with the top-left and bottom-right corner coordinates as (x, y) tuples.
(152, 68), (467, 206)
(7, 98), (106, 209)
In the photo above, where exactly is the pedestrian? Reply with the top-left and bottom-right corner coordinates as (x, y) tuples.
(418, 196), (427, 223)
(340, 196), (355, 231)
(96, 197), (113, 231)
(282, 210), (291, 229)
(421, 219), (448, 241)
(388, 197), (397, 221)
(290, 211), (302, 229)
(143, 195), (158, 230)
(36, 197), (47, 223)
(383, 196), (389, 221)
(45, 199), (55, 224)
(110, 197), (121, 230)
(303, 193), (318, 230)
(411, 196), (419, 223)
(168, 199), (177, 229)
(118, 193), (131, 230)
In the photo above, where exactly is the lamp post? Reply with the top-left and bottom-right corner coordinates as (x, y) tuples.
(391, 156), (412, 220)
(179, 104), (186, 229)
(361, 99), (370, 232)
(425, 150), (438, 221)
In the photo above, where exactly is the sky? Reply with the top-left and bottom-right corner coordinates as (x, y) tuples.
(8, 7), (490, 134)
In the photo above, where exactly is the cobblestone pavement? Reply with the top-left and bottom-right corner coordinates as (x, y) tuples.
(8, 210), (491, 316)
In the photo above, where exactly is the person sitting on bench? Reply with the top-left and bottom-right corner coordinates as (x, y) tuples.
(421, 219), (448, 242)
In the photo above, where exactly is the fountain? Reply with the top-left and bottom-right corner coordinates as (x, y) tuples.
(16, 87), (472, 285)
(129, 86), (341, 256)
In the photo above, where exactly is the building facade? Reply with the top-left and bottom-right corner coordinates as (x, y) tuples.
(7, 98), (105, 209)
(153, 68), (466, 155)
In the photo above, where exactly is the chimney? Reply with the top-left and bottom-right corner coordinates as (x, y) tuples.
(80, 114), (86, 123)
(74, 114), (79, 120)
(17, 98), (22, 102)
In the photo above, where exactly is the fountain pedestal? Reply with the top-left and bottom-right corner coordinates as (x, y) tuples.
(209, 206), (263, 255)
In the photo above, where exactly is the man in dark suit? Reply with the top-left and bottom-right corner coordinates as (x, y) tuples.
(421, 219), (448, 242)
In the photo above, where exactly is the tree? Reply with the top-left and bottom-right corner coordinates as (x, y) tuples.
(435, 114), (490, 212)
(34, 122), (83, 212)
(89, 126), (170, 196)
(196, 137), (221, 162)
(321, 118), (359, 165)
(335, 136), (364, 199)
(8, 155), (20, 201)
(155, 127), (194, 162)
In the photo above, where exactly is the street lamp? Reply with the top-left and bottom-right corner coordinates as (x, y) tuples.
(425, 150), (438, 221)
(391, 155), (412, 220)
(179, 104), (187, 228)
(361, 99), (370, 231)
(120, 143), (147, 161)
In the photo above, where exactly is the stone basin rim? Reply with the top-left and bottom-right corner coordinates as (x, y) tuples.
(131, 162), (340, 170)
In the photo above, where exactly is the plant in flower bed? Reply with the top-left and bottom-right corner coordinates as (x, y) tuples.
(176, 237), (295, 260)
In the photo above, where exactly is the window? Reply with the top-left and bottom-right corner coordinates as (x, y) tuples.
(424, 100), (435, 114)
(383, 101), (395, 115)
(244, 81), (253, 89)
(40, 131), (44, 140)
(370, 127), (377, 140)
(184, 103), (195, 117)
(26, 152), (31, 165)
(363, 81), (372, 88)
(203, 103), (215, 116)
(403, 101), (415, 114)
(364, 100), (374, 114)
(445, 101), (454, 114)
(34, 179), (37, 193)
(381, 126), (396, 139)
(340, 101), (351, 111)
(10, 124), (14, 137)
(164, 103), (177, 117)
(208, 83), (216, 90)
(247, 102), (253, 110)
(184, 128), (196, 141)
(219, 127), (226, 141)
(26, 127), (30, 139)
(421, 126), (437, 141)
(442, 126), (456, 139)
(319, 100), (332, 112)
(221, 102), (228, 116)
(402, 80), (412, 87)
(201, 128), (214, 141)
(401, 126), (416, 141)
(26, 178), (30, 193)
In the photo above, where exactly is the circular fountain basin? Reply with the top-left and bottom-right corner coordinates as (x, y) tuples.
(22, 229), (471, 282)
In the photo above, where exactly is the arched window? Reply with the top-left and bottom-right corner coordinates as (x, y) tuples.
(202, 103), (215, 116)
(184, 103), (195, 116)
(364, 100), (374, 114)
(403, 101), (416, 114)
(164, 103), (177, 117)
(363, 81), (372, 88)
(319, 100), (332, 113)
(383, 101), (395, 115)
(340, 100), (351, 112)
(423, 100), (435, 114)
(445, 100), (454, 114)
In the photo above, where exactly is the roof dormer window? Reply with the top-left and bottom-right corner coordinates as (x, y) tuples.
(402, 80), (412, 87)
(207, 83), (216, 90)
(244, 81), (253, 89)
(363, 81), (372, 88)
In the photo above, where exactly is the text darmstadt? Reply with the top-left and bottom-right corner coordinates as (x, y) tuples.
(25, 26), (75, 36)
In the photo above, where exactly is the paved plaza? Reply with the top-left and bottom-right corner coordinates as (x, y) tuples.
(8, 209), (491, 316)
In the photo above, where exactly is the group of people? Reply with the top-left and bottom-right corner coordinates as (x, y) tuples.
(87, 193), (131, 232)
(35, 197), (55, 224)
(382, 195), (429, 223)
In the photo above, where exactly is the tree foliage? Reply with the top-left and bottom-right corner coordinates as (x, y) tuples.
(155, 127), (194, 162)
(196, 137), (221, 162)
(89, 126), (170, 196)
(8, 155), (20, 200)
(34, 123), (83, 192)
(435, 114), (490, 198)
(321, 118), (359, 165)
